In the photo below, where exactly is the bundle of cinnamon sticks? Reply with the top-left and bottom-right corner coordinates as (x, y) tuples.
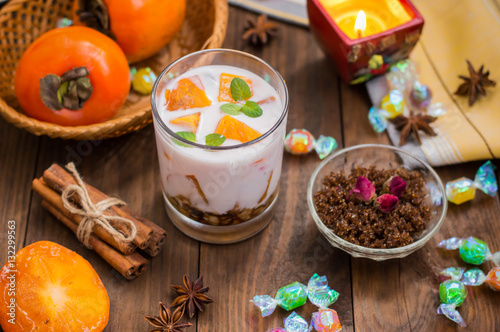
(32, 163), (166, 280)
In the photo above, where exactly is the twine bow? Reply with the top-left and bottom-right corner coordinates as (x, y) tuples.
(61, 162), (137, 249)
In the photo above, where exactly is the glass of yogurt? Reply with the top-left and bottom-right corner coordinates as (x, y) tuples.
(151, 49), (289, 244)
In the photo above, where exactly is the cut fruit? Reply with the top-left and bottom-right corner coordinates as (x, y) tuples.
(0, 241), (110, 332)
(218, 73), (253, 102)
(170, 112), (201, 133)
(165, 76), (212, 111)
(215, 115), (261, 143)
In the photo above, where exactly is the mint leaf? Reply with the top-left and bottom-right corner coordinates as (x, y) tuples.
(240, 101), (263, 118)
(230, 78), (252, 101)
(174, 131), (197, 147)
(220, 103), (242, 115)
(205, 133), (226, 146)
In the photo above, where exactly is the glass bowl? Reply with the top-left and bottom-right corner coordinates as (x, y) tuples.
(307, 144), (447, 261)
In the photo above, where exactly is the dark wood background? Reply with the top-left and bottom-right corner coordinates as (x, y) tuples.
(1, 6), (499, 331)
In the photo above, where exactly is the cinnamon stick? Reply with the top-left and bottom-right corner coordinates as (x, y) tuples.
(32, 178), (136, 255)
(122, 206), (167, 257)
(43, 164), (153, 249)
(41, 200), (149, 280)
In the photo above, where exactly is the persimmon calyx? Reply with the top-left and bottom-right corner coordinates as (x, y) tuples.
(40, 67), (93, 111)
(76, 0), (114, 39)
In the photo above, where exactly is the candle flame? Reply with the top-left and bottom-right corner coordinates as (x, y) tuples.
(354, 10), (367, 36)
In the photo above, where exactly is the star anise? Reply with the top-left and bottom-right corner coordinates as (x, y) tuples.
(171, 275), (214, 318)
(392, 111), (437, 146)
(144, 302), (192, 332)
(242, 14), (278, 45)
(455, 60), (496, 106)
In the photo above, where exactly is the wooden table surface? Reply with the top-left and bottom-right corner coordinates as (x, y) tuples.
(1, 6), (500, 332)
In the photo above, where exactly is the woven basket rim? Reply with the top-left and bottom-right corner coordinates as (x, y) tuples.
(0, 0), (228, 140)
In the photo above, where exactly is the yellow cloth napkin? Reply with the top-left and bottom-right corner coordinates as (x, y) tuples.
(399, 0), (500, 165)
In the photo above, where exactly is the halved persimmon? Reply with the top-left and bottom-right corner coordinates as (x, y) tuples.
(165, 76), (211, 111)
(218, 73), (253, 102)
(0, 241), (109, 332)
(215, 115), (261, 143)
(170, 113), (201, 133)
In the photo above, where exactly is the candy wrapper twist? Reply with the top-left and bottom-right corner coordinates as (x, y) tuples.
(438, 236), (500, 266)
(445, 161), (498, 205)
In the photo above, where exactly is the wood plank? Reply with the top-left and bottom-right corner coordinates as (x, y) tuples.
(0, 121), (40, 332)
(197, 8), (354, 332)
(23, 128), (200, 331)
(340, 74), (500, 330)
(0, 119), (39, 267)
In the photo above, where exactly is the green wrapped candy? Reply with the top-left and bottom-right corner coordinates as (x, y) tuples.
(439, 280), (467, 307)
(459, 237), (490, 265)
(438, 236), (497, 265)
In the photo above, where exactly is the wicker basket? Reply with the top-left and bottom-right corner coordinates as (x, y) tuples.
(0, 0), (228, 140)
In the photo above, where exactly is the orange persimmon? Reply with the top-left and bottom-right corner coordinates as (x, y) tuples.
(218, 73), (253, 102)
(166, 76), (212, 111)
(73, 0), (186, 63)
(170, 112), (201, 133)
(0, 241), (110, 331)
(14, 26), (130, 126)
(215, 115), (261, 143)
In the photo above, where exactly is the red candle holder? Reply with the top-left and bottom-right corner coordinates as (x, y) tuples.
(307, 0), (424, 84)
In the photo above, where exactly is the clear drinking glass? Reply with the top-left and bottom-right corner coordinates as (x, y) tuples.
(151, 49), (289, 244)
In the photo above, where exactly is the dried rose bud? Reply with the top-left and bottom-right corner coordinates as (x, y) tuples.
(348, 176), (376, 202)
(376, 194), (399, 213)
(384, 176), (407, 197)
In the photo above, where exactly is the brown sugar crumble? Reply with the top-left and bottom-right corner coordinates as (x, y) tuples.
(314, 166), (431, 249)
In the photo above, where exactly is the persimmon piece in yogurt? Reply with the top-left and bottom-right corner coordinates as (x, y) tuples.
(170, 112), (201, 133)
(218, 73), (253, 102)
(215, 115), (261, 143)
(165, 76), (211, 111)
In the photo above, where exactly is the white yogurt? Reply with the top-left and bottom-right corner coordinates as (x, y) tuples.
(155, 65), (286, 216)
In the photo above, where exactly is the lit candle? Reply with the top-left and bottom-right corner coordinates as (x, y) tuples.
(319, 0), (414, 39)
(354, 10), (366, 38)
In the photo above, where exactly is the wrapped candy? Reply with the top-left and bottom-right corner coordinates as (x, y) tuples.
(436, 267), (467, 327)
(409, 81), (432, 109)
(131, 67), (157, 95)
(484, 267), (500, 291)
(380, 90), (405, 119)
(267, 312), (311, 332)
(311, 309), (342, 332)
(284, 129), (337, 160)
(251, 281), (308, 317)
(438, 236), (500, 266)
(445, 161), (498, 205)
(368, 107), (388, 133)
